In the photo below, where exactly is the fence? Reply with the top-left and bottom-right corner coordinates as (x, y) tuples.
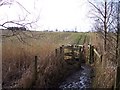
(29, 45), (84, 87)
(90, 45), (120, 89)
(63, 45), (83, 60)
(55, 44), (103, 66)
(90, 45), (103, 88)
(30, 44), (120, 89)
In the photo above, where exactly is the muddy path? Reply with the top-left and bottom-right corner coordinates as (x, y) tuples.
(59, 64), (93, 89)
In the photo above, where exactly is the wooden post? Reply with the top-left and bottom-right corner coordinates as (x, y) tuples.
(89, 45), (94, 64)
(79, 46), (82, 66)
(34, 56), (37, 81)
(89, 44), (92, 64)
(62, 45), (64, 52)
(91, 45), (94, 63)
(60, 47), (63, 54)
(61, 45), (64, 60)
(79, 46), (82, 60)
(100, 55), (103, 62)
(115, 67), (120, 90)
(72, 45), (74, 60)
(55, 49), (58, 56)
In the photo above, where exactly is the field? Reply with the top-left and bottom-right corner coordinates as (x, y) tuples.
(2, 30), (91, 88)
(1, 30), (117, 89)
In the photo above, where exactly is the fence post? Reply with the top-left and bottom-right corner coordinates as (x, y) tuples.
(34, 56), (37, 81)
(62, 45), (64, 54)
(72, 45), (74, 60)
(89, 45), (94, 64)
(92, 45), (94, 63)
(60, 45), (64, 54)
(100, 55), (103, 62)
(79, 46), (82, 66)
(79, 46), (82, 59)
(89, 44), (92, 64)
(62, 45), (64, 60)
(55, 49), (58, 56)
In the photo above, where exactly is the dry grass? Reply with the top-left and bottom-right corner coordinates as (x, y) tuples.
(2, 31), (117, 88)
(90, 32), (117, 88)
(2, 30), (81, 88)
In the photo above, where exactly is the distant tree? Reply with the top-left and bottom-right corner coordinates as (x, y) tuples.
(56, 29), (58, 32)
(7, 27), (26, 31)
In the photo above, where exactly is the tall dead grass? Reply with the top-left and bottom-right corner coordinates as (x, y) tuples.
(90, 32), (117, 88)
(2, 36), (57, 87)
(2, 32), (80, 88)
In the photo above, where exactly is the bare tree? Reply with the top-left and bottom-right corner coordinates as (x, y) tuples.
(116, 1), (120, 61)
(0, 0), (40, 44)
(89, 0), (120, 88)
(0, 0), (13, 6)
(88, 0), (116, 51)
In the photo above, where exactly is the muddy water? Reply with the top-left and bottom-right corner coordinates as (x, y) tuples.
(59, 64), (93, 89)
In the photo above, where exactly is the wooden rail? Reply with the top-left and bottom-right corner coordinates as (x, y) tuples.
(60, 44), (102, 65)
(94, 49), (101, 58)
(63, 45), (83, 61)
(86, 44), (102, 64)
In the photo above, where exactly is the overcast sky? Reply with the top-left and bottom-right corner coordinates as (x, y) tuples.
(0, 0), (93, 32)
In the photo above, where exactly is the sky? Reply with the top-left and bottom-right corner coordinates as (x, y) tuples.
(0, 0), (93, 32)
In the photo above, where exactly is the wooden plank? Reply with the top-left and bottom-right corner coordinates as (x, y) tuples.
(64, 46), (73, 49)
(64, 48), (78, 51)
(64, 52), (73, 56)
(64, 56), (72, 60)
(94, 49), (101, 58)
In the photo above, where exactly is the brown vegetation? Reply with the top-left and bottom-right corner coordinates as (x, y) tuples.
(89, 32), (117, 88)
(2, 31), (81, 88)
